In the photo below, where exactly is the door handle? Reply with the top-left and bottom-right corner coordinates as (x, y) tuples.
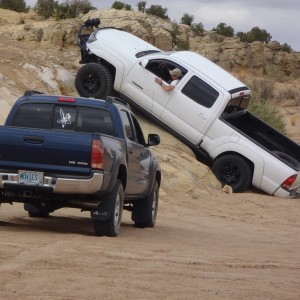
(23, 135), (44, 144)
(197, 112), (207, 119)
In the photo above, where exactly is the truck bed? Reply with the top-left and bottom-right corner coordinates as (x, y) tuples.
(222, 111), (300, 171)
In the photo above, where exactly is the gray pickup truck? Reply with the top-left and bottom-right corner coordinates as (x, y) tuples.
(0, 91), (161, 236)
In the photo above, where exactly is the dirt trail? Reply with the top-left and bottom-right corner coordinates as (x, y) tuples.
(1, 190), (300, 299)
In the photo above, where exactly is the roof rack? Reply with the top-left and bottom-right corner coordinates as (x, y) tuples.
(106, 96), (131, 109)
(23, 90), (45, 97)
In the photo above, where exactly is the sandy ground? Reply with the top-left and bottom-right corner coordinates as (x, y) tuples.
(1, 192), (300, 300)
(0, 9), (300, 300)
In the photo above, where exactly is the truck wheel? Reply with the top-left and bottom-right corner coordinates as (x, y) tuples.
(75, 62), (113, 99)
(212, 154), (252, 193)
(93, 179), (124, 237)
(132, 180), (159, 228)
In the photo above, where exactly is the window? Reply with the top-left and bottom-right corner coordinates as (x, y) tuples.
(131, 114), (146, 145)
(77, 107), (114, 135)
(145, 59), (186, 83)
(11, 103), (114, 135)
(53, 106), (77, 130)
(182, 76), (219, 108)
(120, 110), (134, 141)
(11, 103), (53, 129)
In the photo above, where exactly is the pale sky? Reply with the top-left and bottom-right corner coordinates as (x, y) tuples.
(26, 0), (300, 51)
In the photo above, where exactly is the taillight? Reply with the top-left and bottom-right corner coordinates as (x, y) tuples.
(58, 97), (76, 102)
(91, 139), (104, 169)
(281, 174), (297, 189)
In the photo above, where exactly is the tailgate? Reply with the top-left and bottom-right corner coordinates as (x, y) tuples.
(0, 127), (93, 176)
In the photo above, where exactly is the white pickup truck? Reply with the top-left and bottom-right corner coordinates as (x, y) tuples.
(75, 18), (300, 198)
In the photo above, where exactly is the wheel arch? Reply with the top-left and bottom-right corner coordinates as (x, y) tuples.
(117, 164), (127, 190)
(85, 50), (125, 91)
(212, 148), (263, 188)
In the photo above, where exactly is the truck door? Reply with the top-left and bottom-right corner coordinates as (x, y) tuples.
(120, 110), (151, 196)
(121, 59), (183, 118)
(161, 75), (222, 144)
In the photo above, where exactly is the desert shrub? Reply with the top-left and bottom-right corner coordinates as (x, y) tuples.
(168, 23), (189, 50)
(282, 43), (292, 53)
(181, 13), (194, 26)
(35, 0), (95, 19)
(212, 22), (234, 37)
(34, 0), (56, 18)
(248, 78), (275, 103)
(267, 65), (287, 82)
(236, 26), (272, 43)
(145, 4), (169, 19)
(276, 86), (300, 104)
(176, 39), (190, 50)
(248, 101), (286, 133)
(137, 1), (146, 12)
(191, 22), (204, 36)
(111, 1), (131, 10)
(0, 0), (29, 12)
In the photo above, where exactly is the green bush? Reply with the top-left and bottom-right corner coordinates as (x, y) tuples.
(34, 0), (56, 18)
(137, 1), (146, 13)
(212, 22), (234, 37)
(236, 26), (272, 43)
(145, 4), (169, 19)
(191, 22), (204, 36)
(0, 0), (29, 12)
(248, 101), (286, 134)
(35, 0), (95, 19)
(181, 13), (194, 26)
(282, 42), (292, 53)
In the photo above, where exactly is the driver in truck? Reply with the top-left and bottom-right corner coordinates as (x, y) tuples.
(155, 68), (182, 92)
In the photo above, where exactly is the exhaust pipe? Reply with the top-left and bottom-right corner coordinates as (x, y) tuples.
(68, 200), (101, 210)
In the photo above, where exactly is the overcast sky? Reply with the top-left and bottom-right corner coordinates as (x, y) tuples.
(25, 0), (300, 51)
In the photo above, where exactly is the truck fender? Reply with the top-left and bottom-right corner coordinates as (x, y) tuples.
(88, 48), (125, 91)
(146, 162), (161, 197)
(210, 142), (264, 188)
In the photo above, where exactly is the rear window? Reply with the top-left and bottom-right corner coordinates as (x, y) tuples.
(11, 103), (114, 135)
(11, 103), (53, 129)
(182, 76), (219, 108)
(76, 107), (114, 135)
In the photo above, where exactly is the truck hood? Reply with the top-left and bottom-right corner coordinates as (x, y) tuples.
(86, 28), (161, 62)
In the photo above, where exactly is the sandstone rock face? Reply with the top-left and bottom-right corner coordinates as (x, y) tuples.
(0, 8), (299, 78)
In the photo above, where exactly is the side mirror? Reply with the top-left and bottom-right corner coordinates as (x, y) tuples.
(140, 59), (149, 68)
(147, 134), (160, 146)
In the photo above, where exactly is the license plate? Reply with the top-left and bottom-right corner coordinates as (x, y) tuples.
(18, 170), (44, 185)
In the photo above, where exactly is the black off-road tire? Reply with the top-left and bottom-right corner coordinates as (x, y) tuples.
(212, 154), (252, 193)
(93, 179), (124, 237)
(132, 180), (159, 228)
(75, 63), (113, 99)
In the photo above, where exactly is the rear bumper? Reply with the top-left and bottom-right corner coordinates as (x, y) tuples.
(273, 186), (300, 199)
(0, 171), (103, 194)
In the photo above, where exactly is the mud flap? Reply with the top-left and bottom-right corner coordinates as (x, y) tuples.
(90, 198), (114, 221)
